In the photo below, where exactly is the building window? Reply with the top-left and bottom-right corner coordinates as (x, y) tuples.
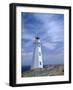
(39, 52), (41, 56)
(38, 43), (40, 47)
(40, 62), (41, 65)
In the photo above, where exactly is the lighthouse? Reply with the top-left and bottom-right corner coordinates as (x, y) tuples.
(31, 37), (43, 69)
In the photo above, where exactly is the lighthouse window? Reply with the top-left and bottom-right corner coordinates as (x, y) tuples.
(40, 62), (41, 65)
(38, 43), (40, 47)
(39, 52), (41, 56)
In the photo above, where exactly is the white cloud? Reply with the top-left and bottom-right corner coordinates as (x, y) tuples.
(32, 13), (64, 43)
(22, 52), (33, 56)
(43, 42), (56, 50)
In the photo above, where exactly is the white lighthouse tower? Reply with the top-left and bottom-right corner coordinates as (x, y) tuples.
(31, 37), (43, 69)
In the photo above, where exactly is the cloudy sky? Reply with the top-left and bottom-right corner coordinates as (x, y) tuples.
(21, 12), (64, 67)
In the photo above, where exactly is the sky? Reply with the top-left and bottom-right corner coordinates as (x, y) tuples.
(21, 12), (64, 67)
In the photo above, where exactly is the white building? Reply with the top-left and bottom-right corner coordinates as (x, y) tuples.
(31, 37), (43, 69)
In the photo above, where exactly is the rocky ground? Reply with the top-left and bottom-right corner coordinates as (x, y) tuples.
(22, 64), (64, 77)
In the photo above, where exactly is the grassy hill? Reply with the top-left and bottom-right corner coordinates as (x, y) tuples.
(22, 64), (64, 77)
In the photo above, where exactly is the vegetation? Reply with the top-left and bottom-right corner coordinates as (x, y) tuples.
(22, 64), (64, 77)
